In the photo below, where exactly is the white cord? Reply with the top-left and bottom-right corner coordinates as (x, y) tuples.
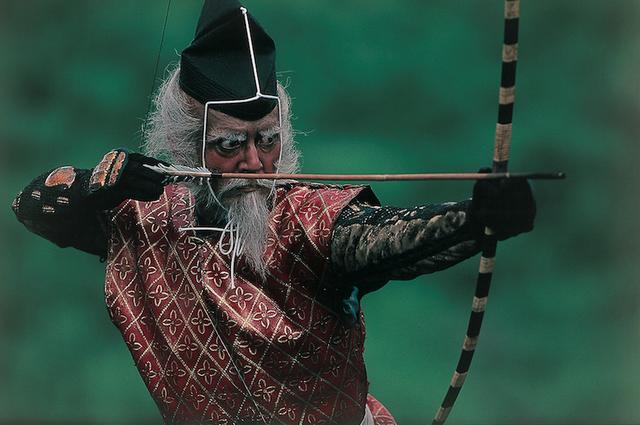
(180, 220), (243, 290)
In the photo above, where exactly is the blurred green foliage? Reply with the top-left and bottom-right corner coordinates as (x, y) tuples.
(1, 1), (638, 424)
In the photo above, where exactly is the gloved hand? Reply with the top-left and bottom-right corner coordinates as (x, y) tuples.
(83, 149), (168, 210)
(471, 167), (536, 241)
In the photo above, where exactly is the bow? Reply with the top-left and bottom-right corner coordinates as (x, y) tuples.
(432, 1), (520, 423)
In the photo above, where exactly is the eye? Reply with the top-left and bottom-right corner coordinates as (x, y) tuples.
(257, 132), (279, 151)
(208, 138), (243, 154)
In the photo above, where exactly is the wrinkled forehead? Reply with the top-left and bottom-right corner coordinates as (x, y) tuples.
(206, 106), (279, 135)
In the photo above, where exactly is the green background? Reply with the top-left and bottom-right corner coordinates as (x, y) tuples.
(1, 1), (638, 424)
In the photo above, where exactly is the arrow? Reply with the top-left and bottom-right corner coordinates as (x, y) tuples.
(144, 163), (565, 182)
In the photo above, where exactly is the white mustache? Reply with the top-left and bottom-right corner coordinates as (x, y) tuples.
(217, 178), (272, 199)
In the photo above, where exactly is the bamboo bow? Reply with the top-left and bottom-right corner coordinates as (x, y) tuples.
(432, 1), (522, 423)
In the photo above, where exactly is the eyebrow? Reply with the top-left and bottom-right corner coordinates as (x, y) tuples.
(258, 126), (280, 137)
(206, 130), (247, 142)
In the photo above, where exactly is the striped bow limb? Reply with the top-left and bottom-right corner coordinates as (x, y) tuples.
(432, 1), (520, 424)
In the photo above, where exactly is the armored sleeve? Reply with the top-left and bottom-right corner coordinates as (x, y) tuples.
(330, 198), (481, 294)
(11, 167), (109, 257)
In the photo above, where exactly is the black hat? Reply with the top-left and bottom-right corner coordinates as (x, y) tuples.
(179, 0), (277, 121)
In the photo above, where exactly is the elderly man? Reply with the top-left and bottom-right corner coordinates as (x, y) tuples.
(11, 1), (535, 424)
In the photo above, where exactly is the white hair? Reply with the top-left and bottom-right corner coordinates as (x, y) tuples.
(141, 65), (301, 279)
(143, 65), (299, 173)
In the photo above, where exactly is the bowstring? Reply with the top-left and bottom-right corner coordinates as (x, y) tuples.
(140, 4), (269, 422)
(145, 0), (173, 120)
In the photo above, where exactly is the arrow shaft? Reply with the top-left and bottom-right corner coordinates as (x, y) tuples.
(145, 164), (564, 182)
(215, 172), (563, 181)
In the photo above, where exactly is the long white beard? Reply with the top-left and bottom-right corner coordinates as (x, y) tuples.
(199, 178), (273, 281)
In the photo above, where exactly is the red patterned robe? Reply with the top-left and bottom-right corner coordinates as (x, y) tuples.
(105, 183), (396, 424)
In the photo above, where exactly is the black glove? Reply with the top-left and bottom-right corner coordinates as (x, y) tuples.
(83, 149), (168, 210)
(471, 167), (536, 241)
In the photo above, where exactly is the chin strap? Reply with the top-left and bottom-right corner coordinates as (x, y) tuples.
(432, 1), (520, 424)
(180, 220), (245, 290)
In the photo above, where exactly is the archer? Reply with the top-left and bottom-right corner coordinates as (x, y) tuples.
(11, 1), (535, 423)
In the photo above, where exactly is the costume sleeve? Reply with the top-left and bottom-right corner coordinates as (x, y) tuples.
(11, 167), (109, 257)
(330, 198), (481, 295)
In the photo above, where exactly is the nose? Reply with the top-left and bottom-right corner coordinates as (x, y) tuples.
(238, 139), (263, 173)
